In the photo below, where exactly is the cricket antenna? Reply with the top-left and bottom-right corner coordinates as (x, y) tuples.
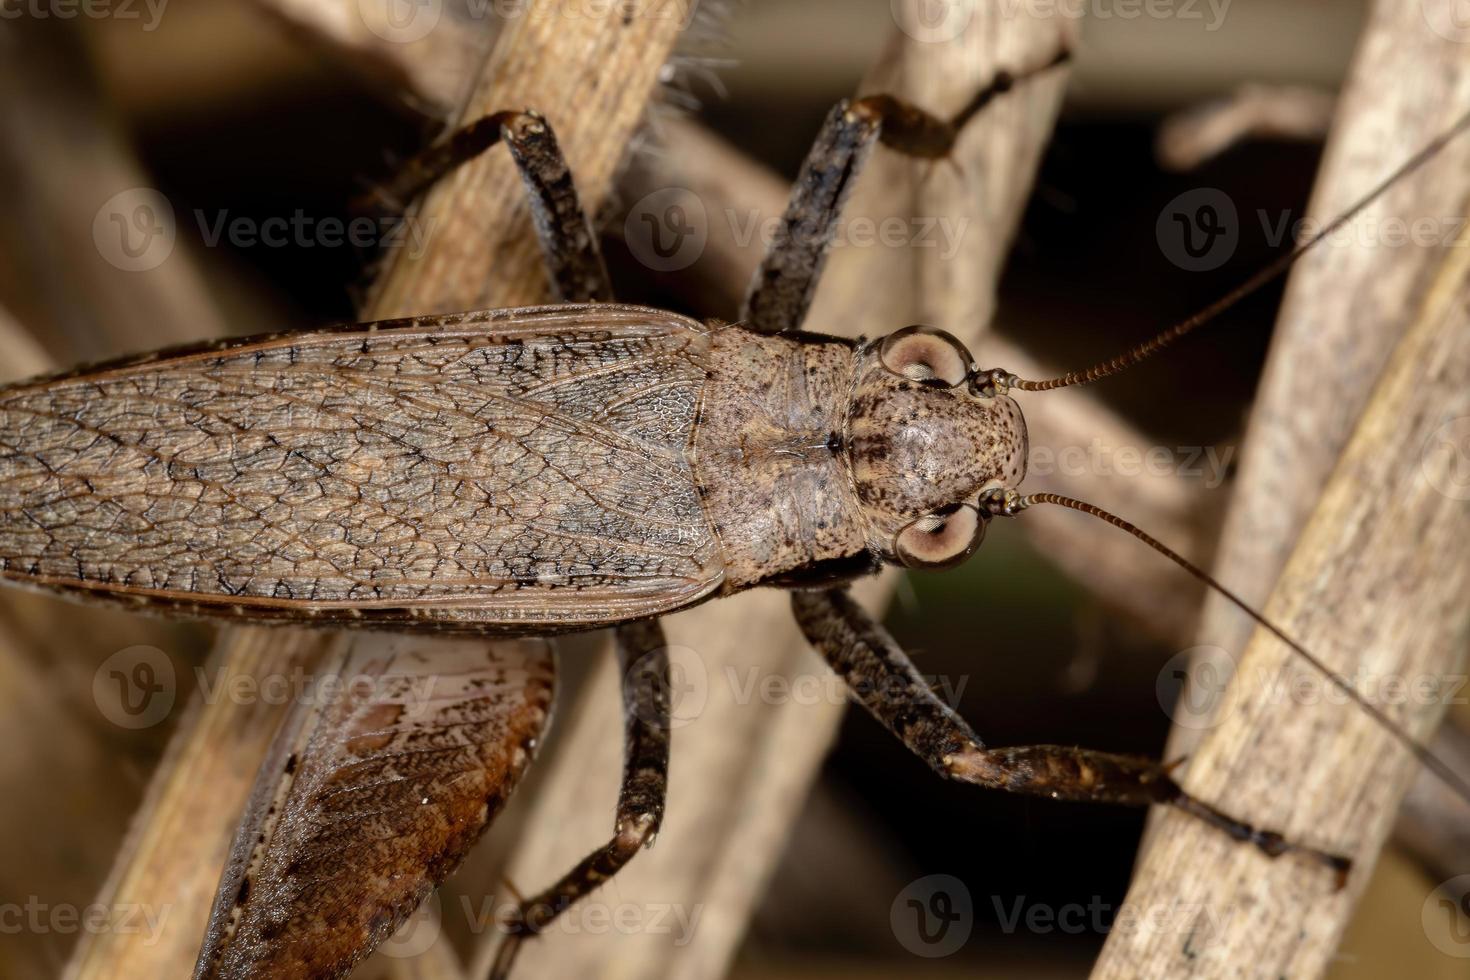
(979, 488), (1470, 808)
(1007, 105), (1470, 393)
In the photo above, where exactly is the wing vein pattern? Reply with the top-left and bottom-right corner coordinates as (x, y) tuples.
(0, 305), (723, 627)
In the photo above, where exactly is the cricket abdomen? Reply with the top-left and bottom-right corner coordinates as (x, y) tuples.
(0, 305), (727, 630)
(690, 325), (875, 590)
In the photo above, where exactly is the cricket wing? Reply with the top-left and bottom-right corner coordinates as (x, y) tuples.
(193, 633), (555, 980)
(0, 304), (723, 630)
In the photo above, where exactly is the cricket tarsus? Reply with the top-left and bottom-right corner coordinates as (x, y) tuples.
(792, 588), (1353, 882)
(1011, 103), (1470, 392)
(983, 489), (1470, 813)
(489, 619), (671, 980)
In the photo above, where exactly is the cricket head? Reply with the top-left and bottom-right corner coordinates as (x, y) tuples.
(846, 326), (1028, 569)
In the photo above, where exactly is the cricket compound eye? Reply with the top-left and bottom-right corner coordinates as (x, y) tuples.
(894, 504), (987, 569)
(879, 326), (973, 388)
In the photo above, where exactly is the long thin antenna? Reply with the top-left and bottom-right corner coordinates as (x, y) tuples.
(1011, 105), (1470, 392)
(982, 489), (1470, 807)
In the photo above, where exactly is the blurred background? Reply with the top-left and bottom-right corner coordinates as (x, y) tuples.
(3, 1), (1467, 978)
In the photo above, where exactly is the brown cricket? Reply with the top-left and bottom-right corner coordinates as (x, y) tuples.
(3, 49), (1469, 980)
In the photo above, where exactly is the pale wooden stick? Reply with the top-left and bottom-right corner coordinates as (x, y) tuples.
(1156, 0), (1470, 872)
(0, 305), (53, 382)
(477, 5), (1076, 978)
(367, 0), (686, 315)
(1093, 188), (1470, 976)
(65, 4), (686, 977)
(1166, 0), (1470, 741)
(1157, 84), (1336, 172)
(246, 0), (494, 117)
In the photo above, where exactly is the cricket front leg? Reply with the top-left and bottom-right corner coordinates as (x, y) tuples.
(356, 110), (612, 303)
(488, 617), (671, 980)
(739, 47), (1070, 335)
(790, 588), (1351, 883)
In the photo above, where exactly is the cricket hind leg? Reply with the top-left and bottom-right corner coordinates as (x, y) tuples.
(739, 47), (1070, 335)
(356, 110), (612, 303)
(488, 617), (671, 980)
(790, 588), (1352, 884)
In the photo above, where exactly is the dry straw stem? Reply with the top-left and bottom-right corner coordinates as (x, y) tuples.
(479, 5), (1076, 979)
(1092, 186), (1470, 978)
(366, 0), (687, 314)
(65, 2), (684, 977)
(246, 0), (494, 116)
(1155, 83), (1336, 172)
(1167, 0), (1470, 757)
(1096, 2), (1470, 973)
(1155, 0), (1470, 883)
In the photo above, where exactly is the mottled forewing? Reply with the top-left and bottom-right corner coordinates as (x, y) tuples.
(194, 634), (555, 980)
(0, 305), (721, 629)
